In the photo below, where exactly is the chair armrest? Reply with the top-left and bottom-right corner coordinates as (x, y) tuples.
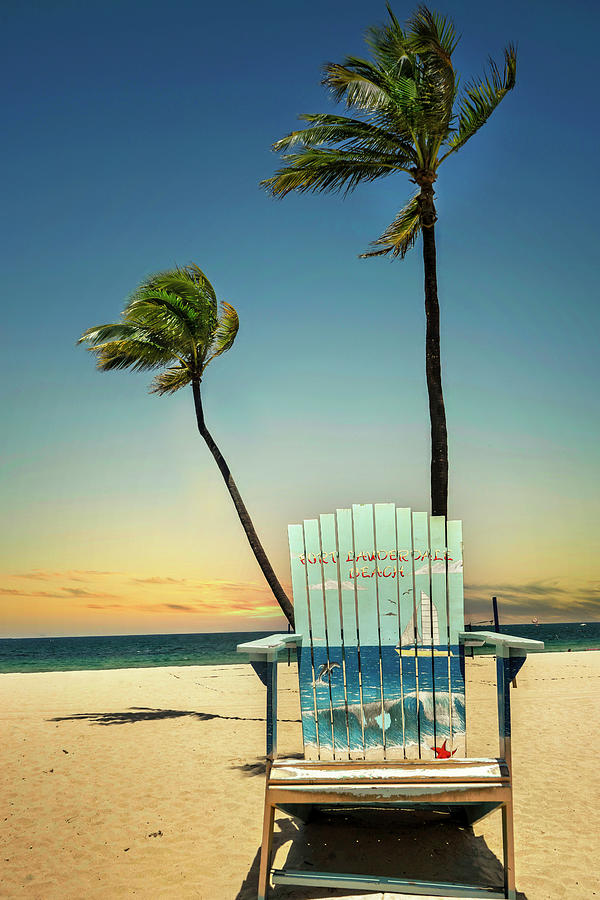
(460, 632), (543, 766)
(237, 633), (301, 662)
(459, 631), (544, 653)
(237, 634), (302, 759)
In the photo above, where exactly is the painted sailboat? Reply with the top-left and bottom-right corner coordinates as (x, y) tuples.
(395, 591), (451, 656)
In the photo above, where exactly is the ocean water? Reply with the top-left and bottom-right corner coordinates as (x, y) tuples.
(0, 630), (273, 674)
(0, 622), (598, 674)
(471, 621), (600, 654)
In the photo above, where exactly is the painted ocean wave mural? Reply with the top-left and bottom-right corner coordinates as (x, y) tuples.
(297, 644), (466, 758)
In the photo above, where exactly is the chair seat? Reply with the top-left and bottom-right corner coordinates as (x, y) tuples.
(269, 757), (509, 786)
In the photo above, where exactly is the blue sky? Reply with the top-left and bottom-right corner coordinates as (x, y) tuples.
(1, 0), (599, 635)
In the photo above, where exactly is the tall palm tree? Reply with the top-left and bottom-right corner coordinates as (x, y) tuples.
(262, 4), (516, 517)
(79, 264), (295, 626)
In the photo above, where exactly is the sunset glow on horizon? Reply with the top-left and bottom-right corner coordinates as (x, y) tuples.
(2, 0), (598, 637)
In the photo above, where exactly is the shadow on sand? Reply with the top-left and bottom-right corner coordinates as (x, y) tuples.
(235, 808), (528, 900)
(49, 707), (300, 726)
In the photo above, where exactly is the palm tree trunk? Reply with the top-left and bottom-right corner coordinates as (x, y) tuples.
(419, 178), (448, 518)
(191, 378), (295, 627)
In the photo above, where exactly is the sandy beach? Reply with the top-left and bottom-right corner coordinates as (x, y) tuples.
(1, 651), (599, 900)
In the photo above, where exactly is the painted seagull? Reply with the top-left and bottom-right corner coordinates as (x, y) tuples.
(312, 662), (341, 685)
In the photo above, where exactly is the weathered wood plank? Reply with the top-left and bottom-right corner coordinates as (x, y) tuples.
(304, 517), (334, 759)
(236, 633), (300, 659)
(269, 761), (509, 783)
(458, 631), (544, 651)
(374, 502), (405, 759)
(273, 756), (505, 768)
(446, 520), (466, 758)
(352, 503), (385, 758)
(271, 869), (506, 897)
(412, 511), (435, 759)
(269, 783), (510, 804)
(320, 512), (349, 760)
(396, 507), (416, 759)
(429, 515), (451, 756)
(337, 507), (364, 759)
(288, 524), (319, 758)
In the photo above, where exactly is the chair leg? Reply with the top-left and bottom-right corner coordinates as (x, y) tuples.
(502, 797), (516, 900)
(257, 795), (275, 900)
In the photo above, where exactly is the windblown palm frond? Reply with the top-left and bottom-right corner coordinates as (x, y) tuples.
(361, 193), (422, 258)
(78, 266), (238, 391)
(205, 301), (239, 361)
(263, 4), (517, 256)
(263, 147), (404, 198)
(151, 363), (193, 395)
(441, 44), (517, 160)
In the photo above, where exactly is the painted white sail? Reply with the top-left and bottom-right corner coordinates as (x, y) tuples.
(399, 592), (439, 646)
(420, 590), (439, 645)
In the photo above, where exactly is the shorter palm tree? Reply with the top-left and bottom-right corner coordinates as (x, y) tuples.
(79, 264), (295, 626)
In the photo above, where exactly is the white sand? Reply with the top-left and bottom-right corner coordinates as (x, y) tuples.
(1, 651), (599, 899)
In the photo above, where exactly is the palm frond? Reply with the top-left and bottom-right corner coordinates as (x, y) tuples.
(86, 336), (177, 373)
(361, 192), (421, 258)
(407, 6), (457, 138)
(262, 147), (404, 198)
(204, 301), (239, 368)
(407, 5), (458, 61)
(79, 263), (237, 389)
(80, 320), (181, 365)
(78, 322), (137, 346)
(323, 59), (391, 111)
(441, 43), (517, 160)
(125, 290), (197, 343)
(365, 8), (412, 76)
(181, 263), (217, 304)
(274, 113), (414, 159)
(150, 364), (193, 395)
(132, 274), (216, 333)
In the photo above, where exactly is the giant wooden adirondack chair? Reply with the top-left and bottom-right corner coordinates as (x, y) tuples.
(238, 504), (543, 900)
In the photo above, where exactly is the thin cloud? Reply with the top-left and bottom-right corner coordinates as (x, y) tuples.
(12, 570), (121, 582)
(464, 577), (599, 622)
(131, 576), (189, 585)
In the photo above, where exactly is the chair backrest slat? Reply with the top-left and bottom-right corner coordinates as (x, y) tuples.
(430, 514), (451, 757)
(288, 505), (467, 761)
(320, 513), (349, 761)
(396, 508), (417, 757)
(336, 507), (363, 758)
(288, 523), (319, 757)
(447, 518), (467, 756)
(304, 517), (334, 759)
(411, 511), (435, 758)
(374, 503), (405, 760)
(352, 503), (385, 758)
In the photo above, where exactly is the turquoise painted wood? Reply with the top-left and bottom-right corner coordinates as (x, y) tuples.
(374, 502), (404, 759)
(447, 519), (466, 756)
(396, 507), (417, 758)
(304, 517), (334, 758)
(352, 503), (385, 757)
(287, 523), (318, 755)
(336, 507), (363, 758)
(430, 515), (451, 754)
(319, 512), (348, 760)
(288, 505), (467, 761)
(411, 511), (435, 759)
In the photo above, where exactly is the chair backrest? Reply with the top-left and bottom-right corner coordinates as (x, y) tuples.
(288, 504), (466, 761)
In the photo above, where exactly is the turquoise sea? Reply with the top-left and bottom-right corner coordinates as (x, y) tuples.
(0, 623), (598, 674)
